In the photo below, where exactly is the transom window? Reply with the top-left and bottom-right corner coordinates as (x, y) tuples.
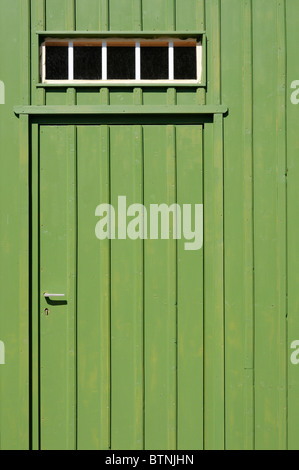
(41, 38), (202, 84)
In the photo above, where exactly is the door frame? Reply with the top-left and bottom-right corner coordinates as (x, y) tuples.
(16, 104), (226, 449)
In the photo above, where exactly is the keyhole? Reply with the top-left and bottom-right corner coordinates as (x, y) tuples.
(44, 308), (50, 316)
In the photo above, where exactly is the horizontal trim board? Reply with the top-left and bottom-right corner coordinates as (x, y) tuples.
(38, 31), (205, 39)
(39, 81), (202, 86)
(36, 83), (206, 88)
(14, 105), (228, 116)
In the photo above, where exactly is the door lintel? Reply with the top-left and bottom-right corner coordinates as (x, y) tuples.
(14, 105), (228, 117)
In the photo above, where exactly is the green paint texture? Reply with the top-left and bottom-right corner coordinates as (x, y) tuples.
(0, 0), (297, 450)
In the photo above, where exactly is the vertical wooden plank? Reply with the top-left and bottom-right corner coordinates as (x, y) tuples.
(133, 88), (143, 105)
(134, 0), (143, 31)
(206, 0), (221, 105)
(39, 126), (68, 450)
(203, 115), (225, 450)
(109, 0), (134, 31)
(177, 125), (204, 450)
(66, 0), (75, 29)
(45, 0), (69, 30)
(176, 0), (205, 31)
(253, 0), (287, 450)
(204, 0), (224, 450)
(242, 1), (255, 449)
(67, 125), (77, 450)
(196, 89), (206, 105)
(198, 0), (205, 31)
(167, 88), (176, 105)
(20, 0), (30, 449)
(167, 0), (176, 31)
(39, 126), (77, 450)
(0, 0), (30, 450)
(142, 0), (169, 31)
(144, 125), (177, 450)
(19, 113), (30, 450)
(276, 0), (287, 450)
(100, 88), (110, 105)
(31, 0), (46, 105)
(31, 123), (40, 450)
(287, 0), (299, 451)
(99, 0), (109, 31)
(221, 0), (254, 450)
(76, 0), (101, 30)
(110, 126), (144, 450)
(67, 88), (76, 105)
(21, 0), (30, 105)
(77, 126), (110, 450)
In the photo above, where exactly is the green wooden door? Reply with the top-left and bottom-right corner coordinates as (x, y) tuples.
(35, 121), (204, 450)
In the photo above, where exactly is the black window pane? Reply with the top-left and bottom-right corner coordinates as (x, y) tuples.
(107, 47), (135, 79)
(174, 47), (197, 80)
(74, 46), (102, 80)
(141, 47), (168, 80)
(46, 46), (68, 80)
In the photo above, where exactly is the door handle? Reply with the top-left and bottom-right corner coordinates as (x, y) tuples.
(44, 293), (65, 298)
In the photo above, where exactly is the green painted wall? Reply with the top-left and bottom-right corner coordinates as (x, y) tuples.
(0, 0), (30, 450)
(0, 0), (298, 450)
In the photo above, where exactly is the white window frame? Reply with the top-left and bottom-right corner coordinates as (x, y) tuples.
(41, 38), (203, 85)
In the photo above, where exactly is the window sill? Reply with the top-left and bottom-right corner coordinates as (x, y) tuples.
(14, 105), (228, 116)
(37, 81), (206, 88)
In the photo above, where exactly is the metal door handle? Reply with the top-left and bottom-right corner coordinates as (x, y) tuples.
(44, 293), (65, 298)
